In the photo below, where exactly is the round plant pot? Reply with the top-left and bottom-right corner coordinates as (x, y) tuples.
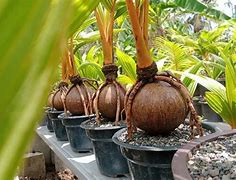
(47, 109), (68, 141)
(171, 129), (236, 180)
(217, 77), (225, 86)
(112, 122), (231, 180)
(193, 84), (201, 97)
(199, 101), (223, 122)
(199, 84), (208, 97)
(80, 119), (129, 177)
(40, 107), (50, 126)
(45, 109), (54, 132)
(192, 96), (202, 115)
(59, 113), (94, 153)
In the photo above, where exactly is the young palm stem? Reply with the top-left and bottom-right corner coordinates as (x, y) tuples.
(125, 0), (152, 68)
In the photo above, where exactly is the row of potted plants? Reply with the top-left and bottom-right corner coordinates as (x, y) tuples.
(43, 0), (235, 179)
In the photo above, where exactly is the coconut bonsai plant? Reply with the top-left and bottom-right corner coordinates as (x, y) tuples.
(124, 0), (203, 139)
(58, 39), (97, 152)
(112, 0), (207, 179)
(46, 50), (70, 141)
(80, 1), (129, 177)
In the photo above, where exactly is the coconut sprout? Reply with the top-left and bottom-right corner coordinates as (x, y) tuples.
(63, 38), (97, 116)
(125, 0), (203, 139)
(93, 1), (126, 125)
(51, 81), (68, 111)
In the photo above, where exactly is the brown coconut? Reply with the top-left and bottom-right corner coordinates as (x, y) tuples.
(47, 93), (54, 108)
(131, 81), (188, 135)
(65, 84), (93, 115)
(52, 90), (64, 111)
(98, 83), (126, 120)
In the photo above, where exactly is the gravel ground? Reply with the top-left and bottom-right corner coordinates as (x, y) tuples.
(19, 168), (78, 180)
(188, 134), (236, 180)
(118, 123), (212, 148)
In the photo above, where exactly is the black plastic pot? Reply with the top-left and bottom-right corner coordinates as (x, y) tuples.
(112, 122), (230, 180)
(45, 109), (54, 132)
(192, 96), (202, 115)
(80, 119), (129, 177)
(193, 84), (201, 97)
(59, 113), (94, 153)
(47, 109), (68, 141)
(193, 84), (208, 97)
(199, 101), (223, 122)
(217, 77), (225, 86)
(40, 107), (50, 126)
(199, 84), (208, 97)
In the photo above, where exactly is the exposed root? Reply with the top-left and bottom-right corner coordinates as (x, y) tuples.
(52, 82), (68, 113)
(114, 81), (121, 126)
(60, 86), (68, 115)
(94, 64), (125, 124)
(94, 83), (108, 124)
(84, 85), (93, 114)
(154, 75), (203, 138)
(126, 81), (144, 139)
(83, 78), (99, 91)
(76, 85), (89, 115)
(124, 82), (138, 110)
(51, 89), (58, 110)
(67, 75), (99, 116)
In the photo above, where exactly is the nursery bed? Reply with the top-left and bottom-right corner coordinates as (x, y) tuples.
(36, 126), (130, 180)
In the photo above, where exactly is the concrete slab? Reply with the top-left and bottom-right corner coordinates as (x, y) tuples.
(36, 126), (130, 180)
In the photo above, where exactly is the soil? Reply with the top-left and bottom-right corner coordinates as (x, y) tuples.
(19, 166), (78, 180)
(118, 123), (212, 148)
(82, 119), (126, 128)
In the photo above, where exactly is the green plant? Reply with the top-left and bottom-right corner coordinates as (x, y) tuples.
(181, 45), (236, 128)
(93, 0), (127, 124)
(124, 0), (203, 139)
(0, 0), (100, 179)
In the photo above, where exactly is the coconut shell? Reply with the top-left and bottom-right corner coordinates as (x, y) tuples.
(52, 90), (64, 111)
(132, 81), (188, 135)
(98, 83), (125, 121)
(47, 93), (54, 107)
(65, 84), (93, 115)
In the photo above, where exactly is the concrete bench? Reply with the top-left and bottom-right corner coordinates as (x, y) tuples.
(36, 126), (130, 180)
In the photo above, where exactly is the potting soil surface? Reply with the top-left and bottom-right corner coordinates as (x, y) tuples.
(83, 119), (126, 128)
(118, 123), (212, 148)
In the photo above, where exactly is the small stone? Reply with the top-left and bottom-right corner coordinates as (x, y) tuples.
(209, 153), (216, 159)
(203, 156), (211, 163)
(209, 169), (219, 177)
(188, 160), (195, 165)
(223, 161), (233, 170)
(179, 138), (187, 143)
(222, 174), (230, 180)
(178, 124), (184, 129)
(202, 169), (208, 176)
(231, 171), (236, 178)
(217, 136), (226, 140)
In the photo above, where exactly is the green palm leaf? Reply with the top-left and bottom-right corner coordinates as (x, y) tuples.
(116, 48), (137, 83)
(69, 0), (100, 36)
(0, 1), (100, 179)
(155, 37), (197, 72)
